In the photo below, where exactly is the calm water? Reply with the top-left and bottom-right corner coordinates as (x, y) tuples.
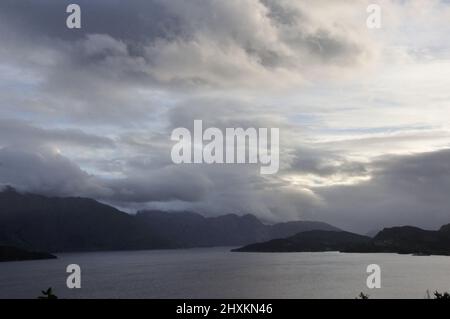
(1, 247), (449, 299)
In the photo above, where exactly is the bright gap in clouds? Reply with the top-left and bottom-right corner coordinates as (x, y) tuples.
(285, 174), (372, 188)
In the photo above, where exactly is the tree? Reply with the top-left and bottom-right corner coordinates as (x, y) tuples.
(38, 287), (58, 299)
(356, 292), (369, 299)
(434, 291), (450, 300)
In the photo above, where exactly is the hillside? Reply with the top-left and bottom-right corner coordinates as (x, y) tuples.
(0, 187), (340, 253)
(232, 230), (371, 252)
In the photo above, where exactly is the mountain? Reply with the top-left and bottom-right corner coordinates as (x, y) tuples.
(136, 210), (341, 248)
(135, 211), (266, 247)
(268, 220), (341, 239)
(0, 187), (171, 252)
(234, 224), (450, 256)
(0, 246), (56, 262)
(369, 226), (440, 253)
(345, 225), (450, 255)
(0, 187), (340, 253)
(7, 187), (450, 256)
(232, 230), (371, 252)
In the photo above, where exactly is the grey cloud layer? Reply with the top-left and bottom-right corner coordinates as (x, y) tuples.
(3, 139), (450, 232)
(0, 0), (377, 90)
(316, 149), (450, 232)
(0, 119), (115, 148)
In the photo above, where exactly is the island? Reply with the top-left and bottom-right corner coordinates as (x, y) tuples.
(232, 223), (450, 256)
(0, 246), (56, 262)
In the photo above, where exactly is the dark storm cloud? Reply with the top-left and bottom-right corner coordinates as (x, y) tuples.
(316, 149), (450, 232)
(0, 146), (108, 197)
(0, 0), (182, 42)
(103, 166), (212, 203)
(0, 145), (210, 203)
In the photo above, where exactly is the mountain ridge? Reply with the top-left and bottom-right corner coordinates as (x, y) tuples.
(0, 187), (340, 253)
(233, 224), (450, 256)
(136, 209), (340, 248)
(232, 230), (371, 252)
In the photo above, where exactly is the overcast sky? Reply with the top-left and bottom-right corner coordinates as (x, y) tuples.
(1, 0), (450, 233)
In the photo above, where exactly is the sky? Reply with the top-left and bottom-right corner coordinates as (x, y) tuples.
(1, 0), (450, 233)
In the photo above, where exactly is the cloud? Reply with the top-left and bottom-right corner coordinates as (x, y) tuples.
(1, 0), (450, 233)
(0, 119), (115, 149)
(315, 149), (450, 232)
(103, 165), (213, 203)
(0, 0), (379, 92)
(3, 131), (450, 233)
(0, 145), (211, 204)
(0, 146), (108, 197)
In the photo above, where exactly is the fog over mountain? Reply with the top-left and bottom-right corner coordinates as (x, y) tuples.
(0, 188), (340, 252)
(1, 1), (450, 233)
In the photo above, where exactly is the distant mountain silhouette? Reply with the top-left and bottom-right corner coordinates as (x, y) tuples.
(0, 245), (56, 262)
(233, 224), (450, 256)
(136, 210), (341, 247)
(0, 187), (340, 253)
(232, 230), (371, 252)
(345, 225), (450, 255)
(0, 187), (171, 252)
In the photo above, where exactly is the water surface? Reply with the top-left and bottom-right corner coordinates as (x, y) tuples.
(0, 248), (449, 299)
